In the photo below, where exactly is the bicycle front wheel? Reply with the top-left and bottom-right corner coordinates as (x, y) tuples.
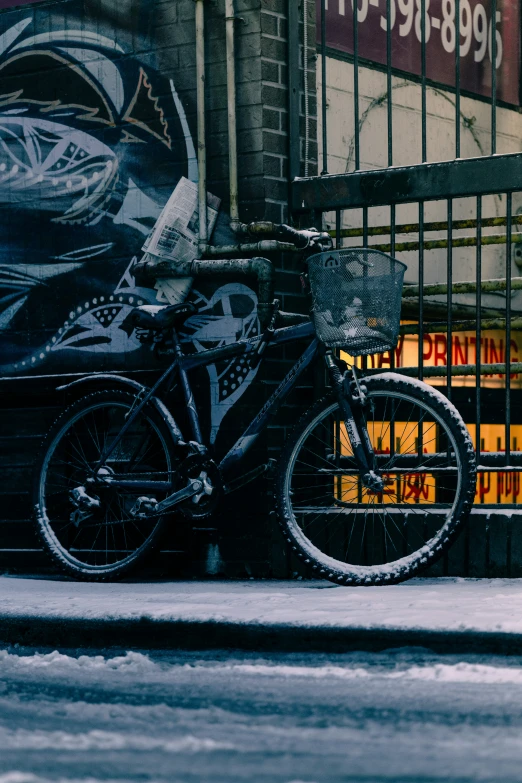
(33, 390), (177, 581)
(275, 373), (476, 585)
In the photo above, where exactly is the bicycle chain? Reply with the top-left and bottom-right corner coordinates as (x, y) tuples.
(97, 461), (220, 520)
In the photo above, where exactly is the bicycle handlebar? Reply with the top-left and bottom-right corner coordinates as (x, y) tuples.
(274, 224), (311, 249)
(243, 221), (332, 251)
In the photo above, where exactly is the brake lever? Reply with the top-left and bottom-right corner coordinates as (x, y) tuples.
(308, 231), (333, 251)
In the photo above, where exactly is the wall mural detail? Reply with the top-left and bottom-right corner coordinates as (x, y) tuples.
(180, 283), (260, 444)
(0, 2), (260, 444)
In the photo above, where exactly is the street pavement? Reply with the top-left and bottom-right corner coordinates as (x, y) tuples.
(2, 576), (522, 781)
(1, 646), (522, 782)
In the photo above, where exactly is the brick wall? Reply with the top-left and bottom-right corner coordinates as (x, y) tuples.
(0, 0), (319, 578)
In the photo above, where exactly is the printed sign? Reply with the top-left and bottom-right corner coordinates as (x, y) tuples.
(469, 423), (522, 504)
(343, 329), (522, 504)
(347, 328), (522, 388)
(346, 420), (522, 505)
(320, 0), (520, 105)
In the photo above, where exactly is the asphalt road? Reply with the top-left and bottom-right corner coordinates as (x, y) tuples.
(1, 646), (522, 782)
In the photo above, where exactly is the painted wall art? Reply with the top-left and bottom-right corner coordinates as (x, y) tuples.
(0, 0), (260, 445)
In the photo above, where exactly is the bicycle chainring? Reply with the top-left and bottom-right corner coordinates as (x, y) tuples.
(179, 461), (222, 520)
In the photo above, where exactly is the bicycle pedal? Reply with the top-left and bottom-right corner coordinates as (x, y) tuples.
(130, 496), (158, 517)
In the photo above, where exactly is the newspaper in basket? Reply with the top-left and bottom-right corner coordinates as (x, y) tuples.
(307, 248), (407, 357)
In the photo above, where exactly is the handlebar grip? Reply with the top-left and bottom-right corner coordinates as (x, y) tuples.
(275, 224), (310, 249)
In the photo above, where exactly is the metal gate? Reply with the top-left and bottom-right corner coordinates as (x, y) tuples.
(290, 0), (522, 572)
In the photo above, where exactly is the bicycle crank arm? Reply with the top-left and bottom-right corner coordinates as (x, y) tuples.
(154, 479), (204, 513)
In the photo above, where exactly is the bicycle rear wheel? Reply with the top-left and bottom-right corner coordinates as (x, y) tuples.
(275, 373), (476, 585)
(33, 390), (177, 581)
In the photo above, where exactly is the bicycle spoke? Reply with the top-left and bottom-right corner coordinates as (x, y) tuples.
(37, 396), (172, 574)
(282, 384), (466, 574)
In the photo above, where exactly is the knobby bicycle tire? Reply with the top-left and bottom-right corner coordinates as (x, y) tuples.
(275, 373), (477, 585)
(33, 389), (178, 581)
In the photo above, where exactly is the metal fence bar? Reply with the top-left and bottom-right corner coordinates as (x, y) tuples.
(292, 153), (522, 211)
(476, 196), (482, 465)
(418, 202), (425, 382)
(320, 0), (328, 175)
(421, 0), (427, 162)
(399, 316), (522, 335)
(491, 0), (497, 154)
(447, 199), (453, 399)
(455, 0), (461, 158)
(390, 202), (396, 378)
(475, 196), (482, 462)
(403, 277), (522, 297)
(332, 452), (522, 469)
(362, 204), (369, 372)
(333, 215), (522, 239)
(353, 0), (360, 170)
(360, 232), (522, 254)
(386, 0), (393, 167)
(390, 200), (396, 392)
(335, 209), (341, 248)
(372, 362), (522, 377)
(506, 192), (512, 464)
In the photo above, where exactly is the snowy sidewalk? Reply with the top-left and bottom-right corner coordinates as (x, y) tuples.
(2, 575), (522, 653)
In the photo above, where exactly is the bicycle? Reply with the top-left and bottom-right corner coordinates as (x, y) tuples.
(32, 226), (477, 583)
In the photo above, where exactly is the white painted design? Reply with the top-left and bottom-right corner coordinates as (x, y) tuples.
(170, 79), (198, 183)
(181, 284), (261, 443)
(0, 18), (258, 440)
(113, 178), (162, 235)
(0, 17), (31, 57)
(0, 262), (84, 331)
(155, 277), (194, 306)
(0, 296), (27, 329)
(0, 115), (118, 223)
(0, 262), (84, 282)
(51, 297), (141, 354)
(11, 30), (125, 54)
(51, 244), (115, 262)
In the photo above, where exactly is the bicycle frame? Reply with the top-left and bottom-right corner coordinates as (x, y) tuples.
(93, 320), (319, 491)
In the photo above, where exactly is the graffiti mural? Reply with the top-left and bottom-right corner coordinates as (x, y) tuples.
(0, 1), (260, 445)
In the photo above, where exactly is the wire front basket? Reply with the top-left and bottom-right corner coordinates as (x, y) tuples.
(307, 248), (407, 357)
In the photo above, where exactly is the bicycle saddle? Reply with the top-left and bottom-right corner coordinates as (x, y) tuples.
(130, 302), (197, 331)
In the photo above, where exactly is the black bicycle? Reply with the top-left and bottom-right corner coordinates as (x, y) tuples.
(33, 227), (477, 583)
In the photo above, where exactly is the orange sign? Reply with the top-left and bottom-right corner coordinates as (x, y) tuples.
(341, 334), (522, 505)
(339, 421), (436, 505)
(468, 423), (522, 505)
(344, 329), (522, 388)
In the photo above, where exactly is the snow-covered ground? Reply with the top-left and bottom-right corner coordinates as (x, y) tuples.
(2, 575), (522, 634)
(2, 646), (522, 781)
(3, 577), (522, 780)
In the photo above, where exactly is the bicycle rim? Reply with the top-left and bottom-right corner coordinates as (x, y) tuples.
(37, 398), (173, 574)
(281, 383), (469, 580)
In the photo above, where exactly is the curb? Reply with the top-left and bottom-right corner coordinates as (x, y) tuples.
(2, 614), (522, 654)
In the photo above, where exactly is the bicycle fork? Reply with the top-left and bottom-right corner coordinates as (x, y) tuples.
(324, 352), (384, 494)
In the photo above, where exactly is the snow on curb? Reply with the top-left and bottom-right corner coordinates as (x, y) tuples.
(2, 575), (522, 652)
